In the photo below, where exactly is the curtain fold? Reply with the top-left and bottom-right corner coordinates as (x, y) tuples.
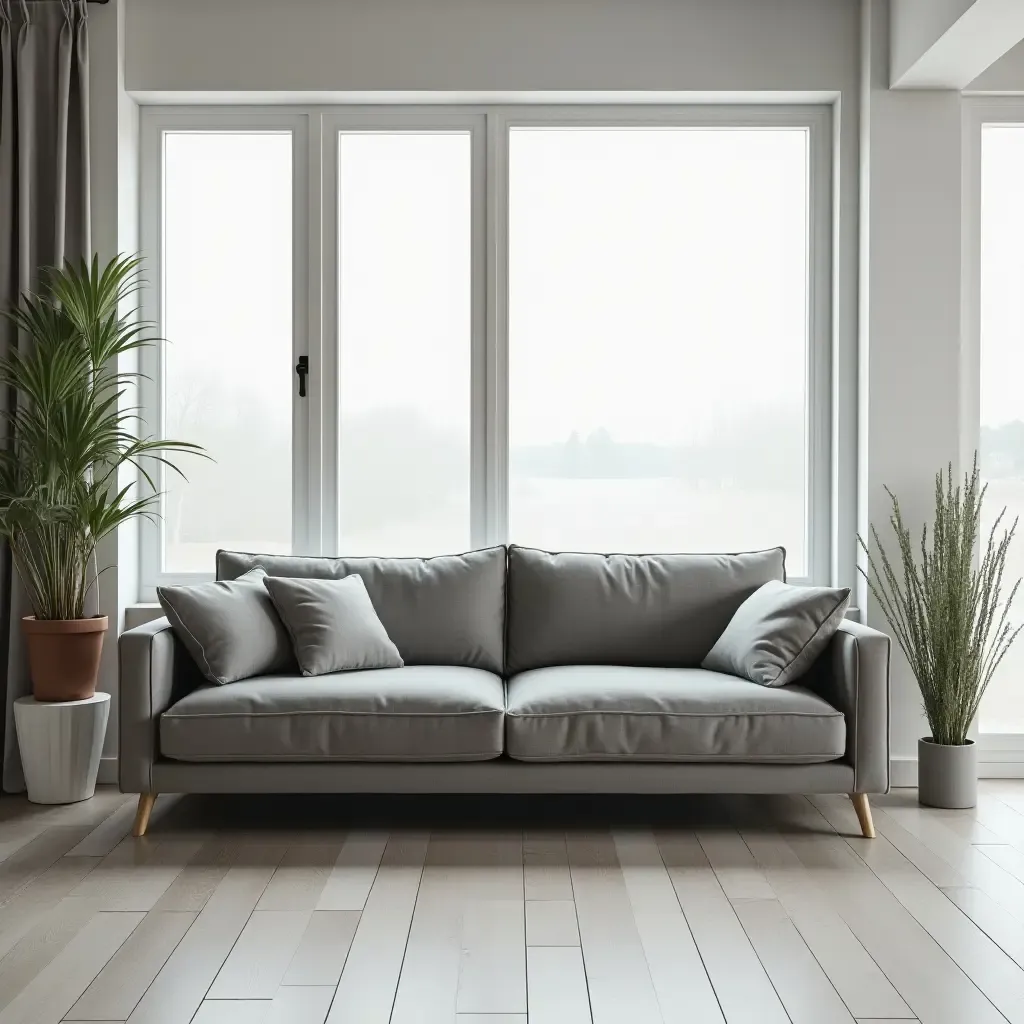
(0, 0), (91, 792)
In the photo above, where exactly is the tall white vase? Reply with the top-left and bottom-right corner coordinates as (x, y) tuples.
(13, 693), (110, 804)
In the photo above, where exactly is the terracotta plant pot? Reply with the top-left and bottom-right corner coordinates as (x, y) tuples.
(21, 616), (108, 703)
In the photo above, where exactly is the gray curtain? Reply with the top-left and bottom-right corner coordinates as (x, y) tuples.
(0, 0), (90, 791)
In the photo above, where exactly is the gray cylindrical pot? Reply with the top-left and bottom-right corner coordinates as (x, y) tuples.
(918, 737), (977, 809)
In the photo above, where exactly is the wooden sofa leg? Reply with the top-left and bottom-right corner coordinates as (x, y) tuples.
(850, 793), (876, 838)
(132, 793), (157, 838)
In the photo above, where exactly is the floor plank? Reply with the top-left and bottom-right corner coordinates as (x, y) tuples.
(257, 842), (340, 911)
(526, 899), (579, 945)
(943, 885), (1024, 971)
(325, 833), (429, 1024)
(390, 834), (520, 1024)
(126, 843), (288, 1024)
(0, 910), (142, 1024)
(69, 836), (205, 911)
(567, 832), (663, 1024)
(266, 985), (335, 1024)
(697, 830), (776, 901)
(457, 1017), (526, 1024)
(835, 826), (1024, 1023)
(150, 838), (239, 912)
(524, 833), (573, 901)
(0, 895), (100, 1009)
(786, 826), (1008, 1024)
(741, 829), (915, 1020)
(0, 855), (101, 965)
(526, 946), (592, 1024)
(67, 909), (195, 1021)
(65, 799), (137, 858)
(209, 910), (312, 999)
(613, 831), (724, 1024)
(456, 899), (527, 1015)
(192, 1001), (270, 1024)
(658, 831), (791, 1024)
(316, 832), (388, 911)
(282, 910), (359, 986)
(733, 897), (855, 1024)
(0, 827), (92, 905)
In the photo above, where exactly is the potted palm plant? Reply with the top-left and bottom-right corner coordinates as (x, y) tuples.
(0, 255), (203, 702)
(861, 456), (1021, 808)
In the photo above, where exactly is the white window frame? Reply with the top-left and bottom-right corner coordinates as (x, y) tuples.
(964, 97), (1024, 776)
(138, 107), (317, 590)
(138, 103), (833, 598)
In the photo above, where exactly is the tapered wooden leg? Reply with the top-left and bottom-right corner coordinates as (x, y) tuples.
(850, 793), (876, 838)
(132, 793), (157, 838)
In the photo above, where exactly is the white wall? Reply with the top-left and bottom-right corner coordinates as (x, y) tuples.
(861, 0), (965, 783)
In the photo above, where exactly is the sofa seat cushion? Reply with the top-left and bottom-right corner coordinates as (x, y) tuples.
(160, 666), (505, 763)
(505, 666), (845, 763)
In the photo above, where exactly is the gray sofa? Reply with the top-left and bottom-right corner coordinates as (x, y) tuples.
(119, 545), (890, 838)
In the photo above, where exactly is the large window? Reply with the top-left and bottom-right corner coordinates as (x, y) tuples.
(160, 131), (294, 572)
(337, 132), (472, 556)
(979, 120), (1024, 739)
(508, 126), (811, 568)
(141, 108), (830, 594)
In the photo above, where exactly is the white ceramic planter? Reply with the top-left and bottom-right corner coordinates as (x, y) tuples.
(918, 737), (977, 809)
(13, 693), (109, 804)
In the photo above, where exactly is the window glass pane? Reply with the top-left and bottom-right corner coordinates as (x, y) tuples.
(508, 126), (809, 571)
(338, 132), (471, 555)
(162, 131), (293, 572)
(979, 124), (1024, 734)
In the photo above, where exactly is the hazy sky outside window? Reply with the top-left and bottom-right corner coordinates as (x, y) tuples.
(162, 132), (293, 573)
(159, 123), (813, 575)
(979, 124), (1024, 735)
(508, 127), (809, 571)
(338, 132), (471, 556)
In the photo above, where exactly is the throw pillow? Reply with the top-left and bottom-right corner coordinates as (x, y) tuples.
(157, 567), (294, 685)
(263, 574), (404, 676)
(702, 579), (851, 687)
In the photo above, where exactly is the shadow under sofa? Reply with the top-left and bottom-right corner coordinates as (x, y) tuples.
(118, 545), (890, 839)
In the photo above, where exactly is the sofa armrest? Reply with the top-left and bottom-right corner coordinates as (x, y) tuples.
(118, 617), (200, 793)
(809, 620), (891, 793)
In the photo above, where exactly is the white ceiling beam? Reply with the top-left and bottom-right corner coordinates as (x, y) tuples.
(891, 0), (1024, 89)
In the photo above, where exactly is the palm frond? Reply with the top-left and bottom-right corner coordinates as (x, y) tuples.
(0, 254), (208, 619)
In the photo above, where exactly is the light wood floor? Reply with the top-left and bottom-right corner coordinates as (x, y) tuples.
(7, 786), (1024, 1023)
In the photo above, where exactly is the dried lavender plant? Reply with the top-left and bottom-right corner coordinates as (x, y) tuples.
(859, 455), (1022, 746)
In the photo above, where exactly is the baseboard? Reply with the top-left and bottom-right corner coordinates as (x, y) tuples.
(890, 756), (918, 788)
(977, 761), (1024, 779)
(97, 757), (119, 787)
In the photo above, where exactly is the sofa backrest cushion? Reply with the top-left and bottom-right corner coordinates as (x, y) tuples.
(506, 545), (786, 673)
(217, 547), (506, 674)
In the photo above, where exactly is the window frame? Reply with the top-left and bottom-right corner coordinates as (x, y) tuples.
(138, 106), (316, 590)
(138, 103), (833, 597)
(964, 97), (1024, 774)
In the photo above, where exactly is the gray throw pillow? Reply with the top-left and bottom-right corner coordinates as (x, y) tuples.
(263, 574), (404, 676)
(702, 580), (851, 687)
(157, 567), (294, 685)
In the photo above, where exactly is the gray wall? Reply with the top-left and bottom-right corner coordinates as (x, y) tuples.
(124, 0), (858, 95)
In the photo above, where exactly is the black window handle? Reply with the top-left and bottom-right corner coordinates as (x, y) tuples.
(295, 355), (309, 398)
